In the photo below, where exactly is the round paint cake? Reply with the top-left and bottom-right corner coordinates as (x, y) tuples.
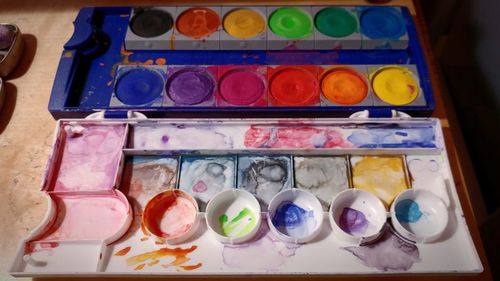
(370, 66), (419, 106)
(218, 68), (266, 105)
(321, 68), (368, 105)
(359, 7), (406, 39)
(268, 7), (313, 39)
(176, 7), (221, 39)
(115, 67), (164, 105)
(223, 8), (266, 39)
(166, 67), (215, 105)
(314, 7), (358, 38)
(269, 66), (319, 106)
(129, 9), (174, 38)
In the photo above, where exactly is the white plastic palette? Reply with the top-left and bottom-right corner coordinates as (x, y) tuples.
(10, 118), (483, 276)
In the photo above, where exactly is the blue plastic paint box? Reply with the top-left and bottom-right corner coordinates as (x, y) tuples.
(48, 6), (435, 119)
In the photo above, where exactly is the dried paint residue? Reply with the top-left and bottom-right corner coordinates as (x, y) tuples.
(143, 191), (197, 239)
(222, 218), (300, 271)
(294, 157), (348, 208)
(178, 156), (234, 210)
(271, 201), (317, 239)
(351, 156), (408, 207)
(126, 245), (202, 271)
(114, 246), (131, 256)
(39, 194), (129, 241)
(53, 124), (126, 191)
(121, 156), (178, 214)
(238, 156), (291, 208)
(219, 207), (258, 238)
(244, 126), (350, 149)
(344, 227), (420, 271)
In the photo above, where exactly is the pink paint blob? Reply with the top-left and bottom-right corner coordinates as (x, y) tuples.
(39, 194), (130, 241)
(52, 124), (126, 192)
(244, 126), (351, 149)
(143, 191), (198, 239)
(192, 180), (208, 193)
(219, 68), (266, 105)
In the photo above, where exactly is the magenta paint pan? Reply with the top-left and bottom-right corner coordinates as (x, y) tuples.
(164, 65), (217, 106)
(42, 123), (128, 192)
(142, 190), (200, 244)
(217, 65), (268, 107)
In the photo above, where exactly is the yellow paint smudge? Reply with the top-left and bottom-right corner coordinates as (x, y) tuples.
(352, 156), (409, 207)
(126, 245), (201, 271)
(134, 263), (145, 270)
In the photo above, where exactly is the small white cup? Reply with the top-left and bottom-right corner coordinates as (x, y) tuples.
(329, 189), (387, 244)
(205, 189), (262, 244)
(390, 189), (448, 243)
(267, 189), (324, 244)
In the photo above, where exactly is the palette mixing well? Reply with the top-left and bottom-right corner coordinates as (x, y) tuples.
(10, 118), (482, 276)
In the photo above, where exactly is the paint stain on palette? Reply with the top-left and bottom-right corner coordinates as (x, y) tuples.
(271, 201), (317, 239)
(237, 156), (292, 209)
(50, 124), (126, 191)
(294, 156), (349, 208)
(351, 156), (409, 207)
(179, 156), (235, 210)
(222, 218), (300, 271)
(343, 227), (420, 272)
(121, 156), (178, 214)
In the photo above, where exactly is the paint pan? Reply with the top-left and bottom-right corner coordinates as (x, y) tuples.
(320, 66), (369, 106)
(178, 156), (235, 211)
(173, 6), (221, 50)
(165, 66), (217, 106)
(237, 155), (292, 210)
(369, 65), (420, 106)
(124, 7), (176, 50)
(0, 23), (24, 77)
(329, 189), (386, 244)
(390, 189), (448, 243)
(293, 156), (349, 210)
(312, 6), (361, 50)
(359, 7), (409, 49)
(143, 190), (200, 244)
(111, 65), (166, 107)
(267, 6), (314, 50)
(217, 65), (267, 106)
(268, 65), (320, 106)
(351, 156), (410, 208)
(220, 7), (267, 50)
(268, 189), (323, 244)
(205, 189), (261, 244)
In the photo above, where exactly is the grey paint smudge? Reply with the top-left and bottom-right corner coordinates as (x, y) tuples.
(294, 157), (348, 209)
(343, 226), (420, 271)
(222, 217), (300, 271)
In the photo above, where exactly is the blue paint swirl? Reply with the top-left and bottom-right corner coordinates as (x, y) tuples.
(395, 199), (423, 223)
(272, 201), (316, 239)
(347, 127), (435, 148)
(360, 7), (406, 39)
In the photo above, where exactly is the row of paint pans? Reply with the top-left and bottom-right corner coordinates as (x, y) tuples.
(110, 64), (425, 108)
(124, 6), (410, 50)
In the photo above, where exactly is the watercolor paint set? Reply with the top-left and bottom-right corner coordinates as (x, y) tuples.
(10, 117), (483, 276)
(48, 5), (434, 118)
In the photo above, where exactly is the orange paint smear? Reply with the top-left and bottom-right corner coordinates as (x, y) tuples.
(269, 66), (319, 106)
(148, 259), (160, 266)
(181, 263), (203, 271)
(321, 68), (368, 105)
(140, 237), (148, 241)
(156, 58), (167, 65)
(126, 245), (200, 271)
(134, 263), (146, 271)
(114, 246), (131, 256)
(144, 59), (154, 65)
(176, 7), (220, 39)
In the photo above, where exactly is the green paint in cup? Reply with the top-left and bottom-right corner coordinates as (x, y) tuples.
(269, 7), (313, 39)
(315, 7), (358, 38)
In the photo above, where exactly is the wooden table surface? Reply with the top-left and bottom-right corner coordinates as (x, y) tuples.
(0, 0), (493, 280)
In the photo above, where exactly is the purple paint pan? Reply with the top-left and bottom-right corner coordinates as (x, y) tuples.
(165, 66), (217, 106)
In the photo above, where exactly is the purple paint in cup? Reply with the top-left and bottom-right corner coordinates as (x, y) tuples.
(166, 67), (215, 105)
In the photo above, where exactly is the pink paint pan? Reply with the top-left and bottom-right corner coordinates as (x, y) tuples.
(216, 65), (268, 107)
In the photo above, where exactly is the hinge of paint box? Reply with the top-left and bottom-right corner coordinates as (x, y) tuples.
(103, 110), (129, 119)
(350, 110), (412, 119)
(368, 109), (396, 118)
